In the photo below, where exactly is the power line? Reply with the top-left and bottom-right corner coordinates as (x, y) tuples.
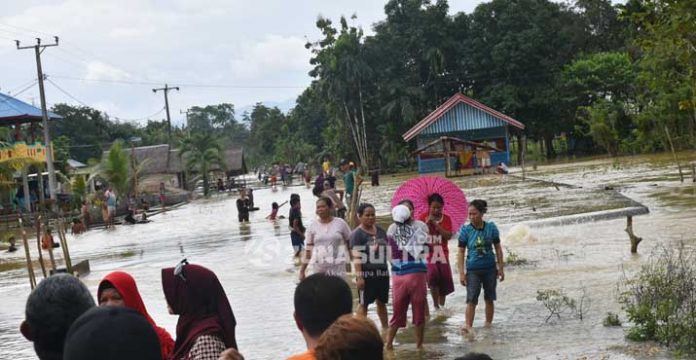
(7, 78), (38, 94)
(49, 74), (307, 89)
(44, 77), (168, 123)
(45, 77), (89, 107)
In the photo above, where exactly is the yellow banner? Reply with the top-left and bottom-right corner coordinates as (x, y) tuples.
(0, 142), (53, 163)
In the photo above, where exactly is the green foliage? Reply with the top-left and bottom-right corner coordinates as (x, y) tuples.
(603, 312), (622, 327)
(619, 243), (696, 355)
(505, 247), (529, 266)
(178, 133), (224, 197)
(46, 0), (696, 172)
(536, 288), (577, 322)
(579, 100), (624, 156)
(99, 141), (130, 198)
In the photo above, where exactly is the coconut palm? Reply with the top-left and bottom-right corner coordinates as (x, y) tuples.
(98, 140), (130, 199)
(178, 133), (224, 197)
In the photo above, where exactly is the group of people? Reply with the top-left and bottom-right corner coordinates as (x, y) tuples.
(21, 184), (503, 359)
(21, 261), (236, 360)
(21, 268), (494, 360)
(292, 194), (505, 350)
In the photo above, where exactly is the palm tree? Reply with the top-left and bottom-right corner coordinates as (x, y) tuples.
(178, 133), (224, 197)
(98, 141), (130, 199)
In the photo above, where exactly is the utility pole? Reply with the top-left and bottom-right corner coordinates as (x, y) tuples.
(16, 37), (59, 203)
(180, 108), (191, 129)
(152, 84), (179, 170)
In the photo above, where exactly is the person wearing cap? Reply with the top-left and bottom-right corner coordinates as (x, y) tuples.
(385, 204), (429, 350)
(63, 306), (161, 360)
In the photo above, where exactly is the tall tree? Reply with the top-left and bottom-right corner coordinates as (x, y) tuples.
(178, 133), (224, 197)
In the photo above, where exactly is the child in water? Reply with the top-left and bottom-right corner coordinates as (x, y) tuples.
(41, 228), (59, 250)
(266, 202), (287, 220)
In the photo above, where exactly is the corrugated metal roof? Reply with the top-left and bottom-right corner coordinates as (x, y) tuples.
(0, 92), (62, 124)
(403, 93), (524, 141)
(419, 103), (507, 135)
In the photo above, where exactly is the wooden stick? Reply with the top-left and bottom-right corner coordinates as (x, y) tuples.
(664, 126), (684, 183)
(57, 219), (72, 273)
(35, 214), (47, 278)
(18, 217), (37, 289)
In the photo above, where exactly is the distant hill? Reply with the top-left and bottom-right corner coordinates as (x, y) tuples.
(237, 98), (296, 116)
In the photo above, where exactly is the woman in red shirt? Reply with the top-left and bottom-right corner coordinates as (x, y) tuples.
(418, 193), (455, 311)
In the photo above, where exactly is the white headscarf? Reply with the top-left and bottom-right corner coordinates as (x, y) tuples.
(391, 205), (427, 258)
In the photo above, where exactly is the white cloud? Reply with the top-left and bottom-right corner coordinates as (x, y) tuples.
(230, 35), (310, 81)
(85, 61), (131, 81)
(110, 26), (155, 39)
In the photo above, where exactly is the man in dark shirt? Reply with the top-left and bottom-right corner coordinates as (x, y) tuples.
(236, 190), (250, 223)
(289, 196), (305, 258)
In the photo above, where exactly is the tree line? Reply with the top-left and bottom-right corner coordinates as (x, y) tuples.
(36, 0), (695, 173)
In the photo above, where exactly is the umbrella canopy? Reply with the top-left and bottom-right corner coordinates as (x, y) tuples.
(391, 176), (468, 231)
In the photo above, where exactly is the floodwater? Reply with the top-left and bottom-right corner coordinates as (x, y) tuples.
(1, 152), (695, 359)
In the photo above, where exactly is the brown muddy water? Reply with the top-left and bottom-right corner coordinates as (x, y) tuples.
(1, 152), (695, 359)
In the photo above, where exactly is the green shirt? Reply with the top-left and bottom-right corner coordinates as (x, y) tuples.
(344, 170), (355, 195)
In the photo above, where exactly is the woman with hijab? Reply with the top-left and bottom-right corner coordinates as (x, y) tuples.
(98, 271), (175, 360)
(385, 203), (429, 351)
(161, 261), (237, 360)
(298, 196), (352, 281)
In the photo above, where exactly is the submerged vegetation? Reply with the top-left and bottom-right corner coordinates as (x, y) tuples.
(619, 243), (696, 356)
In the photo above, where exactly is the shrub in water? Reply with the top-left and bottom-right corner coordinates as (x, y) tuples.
(619, 243), (696, 355)
(603, 312), (622, 327)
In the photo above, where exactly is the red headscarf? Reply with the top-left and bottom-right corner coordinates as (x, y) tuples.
(98, 271), (175, 360)
(161, 263), (237, 360)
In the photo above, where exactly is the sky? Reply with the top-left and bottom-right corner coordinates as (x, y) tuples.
(1, 1), (492, 126)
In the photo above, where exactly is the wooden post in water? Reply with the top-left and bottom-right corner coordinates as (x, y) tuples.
(57, 219), (73, 273)
(18, 217), (37, 289)
(35, 215), (47, 278)
(626, 216), (643, 254)
(664, 126), (684, 183)
(521, 134), (527, 180)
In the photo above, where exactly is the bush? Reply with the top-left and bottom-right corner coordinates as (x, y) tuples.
(603, 312), (622, 327)
(505, 247), (529, 266)
(619, 243), (696, 355)
(536, 289), (576, 323)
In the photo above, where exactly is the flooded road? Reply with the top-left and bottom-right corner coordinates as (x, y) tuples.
(1, 152), (695, 359)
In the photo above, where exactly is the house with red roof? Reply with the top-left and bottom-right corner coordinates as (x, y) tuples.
(402, 93), (524, 174)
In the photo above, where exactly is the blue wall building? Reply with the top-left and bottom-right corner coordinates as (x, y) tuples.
(402, 93), (525, 174)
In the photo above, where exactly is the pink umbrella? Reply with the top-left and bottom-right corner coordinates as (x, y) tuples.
(391, 176), (468, 231)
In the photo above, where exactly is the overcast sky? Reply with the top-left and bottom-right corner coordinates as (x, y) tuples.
(1, 1), (493, 126)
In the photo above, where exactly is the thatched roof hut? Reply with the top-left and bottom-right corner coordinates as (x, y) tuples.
(127, 144), (183, 175)
(213, 148), (247, 176)
(120, 144), (247, 177)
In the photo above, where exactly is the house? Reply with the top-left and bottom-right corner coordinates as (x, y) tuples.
(402, 93), (525, 174)
(120, 144), (247, 189)
(216, 148), (247, 177)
